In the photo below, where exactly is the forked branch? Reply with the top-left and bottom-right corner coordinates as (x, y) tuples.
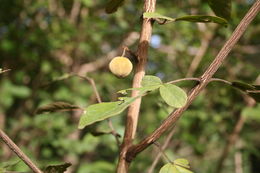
(126, 0), (260, 161)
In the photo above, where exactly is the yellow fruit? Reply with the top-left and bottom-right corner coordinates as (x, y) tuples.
(109, 56), (133, 78)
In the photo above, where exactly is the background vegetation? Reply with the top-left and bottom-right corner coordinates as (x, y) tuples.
(0, 0), (259, 172)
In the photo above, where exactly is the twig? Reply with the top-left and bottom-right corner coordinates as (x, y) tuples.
(209, 78), (232, 85)
(153, 142), (173, 163)
(167, 77), (201, 84)
(234, 151), (243, 173)
(146, 129), (175, 173)
(69, 0), (81, 24)
(0, 129), (43, 173)
(126, 1), (260, 162)
(167, 77), (231, 85)
(116, 0), (157, 172)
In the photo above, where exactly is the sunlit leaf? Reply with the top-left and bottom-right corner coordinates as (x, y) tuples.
(207, 0), (231, 20)
(159, 163), (178, 173)
(159, 84), (187, 108)
(105, 0), (125, 14)
(78, 96), (140, 129)
(175, 165), (193, 173)
(174, 158), (190, 169)
(44, 163), (71, 173)
(159, 159), (193, 173)
(175, 15), (228, 26)
(143, 12), (175, 21)
(117, 89), (128, 95)
(35, 102), (81, 114)
(118, 85), (161, 95)
(141, 75), (162, 87)
(117, 76), (162, 95)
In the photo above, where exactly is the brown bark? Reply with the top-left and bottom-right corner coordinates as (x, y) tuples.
(116, 0), (157, 172)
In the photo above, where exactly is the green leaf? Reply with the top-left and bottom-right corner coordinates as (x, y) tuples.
(231, 81), (256, 91)
(247, 90), (260, 102)
(78, 96), (140, 129)
(175, 165), (193, 173)
(105, 0), (124, 14)
(143, 12), (175, 21)
(35, 102), (81, 114)
(117, 76), (162, 95)
(118, 85), (161, 95)
(159, 84), (187, 108)
(174, 159), (190, 169)
(143, 12), (228, 26)
(230, 81), (259, 102)
(141, 75), (163, 87)
(207, 0), (231, 20)
(44, 163), (71, 173)
(175, 15), (228, 26)
(159, 163), (178, 173)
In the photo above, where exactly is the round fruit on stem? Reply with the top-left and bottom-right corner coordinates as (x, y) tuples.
(109, 56), (133, 78)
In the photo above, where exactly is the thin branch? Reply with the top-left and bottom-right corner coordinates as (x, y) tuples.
(116, 0), (157, 172)
(234, 151), (243, 173)
(147, 129), (175, 173)
(0, 129), (43, 173)
(126, 1), (260, 162)
(167, 77), (232, 85)
(209, 78), (232, 85)
(167, 77), (200, 84)
(69, 0), (81, 24)
(153, 142), (173, 163)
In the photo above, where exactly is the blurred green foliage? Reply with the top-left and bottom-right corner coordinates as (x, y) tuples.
(0, 0), (259, 173)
